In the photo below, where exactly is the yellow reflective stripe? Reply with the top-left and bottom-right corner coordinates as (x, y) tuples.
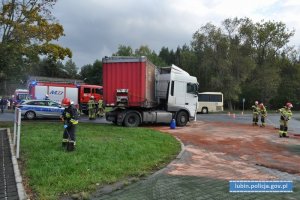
(62, 139), (69, 142)
(70, 119), (79, 124)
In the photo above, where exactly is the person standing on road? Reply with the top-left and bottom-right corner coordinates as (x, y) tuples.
(251, 101), (259, 126)
(97, 97), (104, 117)
(88, 96), (96, 120)
(7, 98), (11, 110)
(44, 94), (49, 100)
(61, 98), (79, 151)
(0, 97), (7, 113)
(278, 102), (293, 138)
(259, 103), (267, 127)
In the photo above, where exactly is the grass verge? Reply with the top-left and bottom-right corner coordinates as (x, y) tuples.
(6, 121), (180, 199)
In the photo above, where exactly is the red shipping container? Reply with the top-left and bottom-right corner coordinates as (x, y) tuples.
(103, 57), (156, 108)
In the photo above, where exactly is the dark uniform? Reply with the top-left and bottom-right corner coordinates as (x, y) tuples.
(62, 103), (79, 151)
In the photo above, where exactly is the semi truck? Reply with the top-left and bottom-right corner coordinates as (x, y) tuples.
(103, 56), (198, 127)
(27, 76), (103, 113)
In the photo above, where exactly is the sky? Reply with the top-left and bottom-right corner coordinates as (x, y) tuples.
(52, 0), (300, 68)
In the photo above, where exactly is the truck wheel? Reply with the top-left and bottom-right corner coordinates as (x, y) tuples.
(201, 107), (208, 114)
(25, 111), (36, 120)
(176, 111), (188, 126)
(124, 112), (141, 127)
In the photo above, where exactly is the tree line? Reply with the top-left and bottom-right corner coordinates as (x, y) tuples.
(82, 17), (300, 110)
(1, 1), (299, 110)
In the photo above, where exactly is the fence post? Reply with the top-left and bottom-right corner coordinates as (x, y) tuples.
(13, 108), (17, 145)
(16, 108), (21, 159)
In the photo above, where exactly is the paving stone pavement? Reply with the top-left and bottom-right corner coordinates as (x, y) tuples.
(89, 153), (300, 200)
(91, 173), (300, 200)
(0, 129), (19, 200)
(89, 119), (300, 200)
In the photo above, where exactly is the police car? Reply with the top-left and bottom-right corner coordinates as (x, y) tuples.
(18, 100), (65, 120)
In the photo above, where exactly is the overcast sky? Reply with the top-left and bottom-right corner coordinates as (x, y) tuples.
(52, 0), (300, 68)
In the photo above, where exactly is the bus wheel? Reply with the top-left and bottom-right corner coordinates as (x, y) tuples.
(201, 107), (208, 114)
(176, 111), (188, 126)
(124, 112), (141, 127)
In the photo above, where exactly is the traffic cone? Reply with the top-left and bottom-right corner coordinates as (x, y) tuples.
(170, 119), (176, 129)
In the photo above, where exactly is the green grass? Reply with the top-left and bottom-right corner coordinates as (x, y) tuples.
(15, 122), (180, 199)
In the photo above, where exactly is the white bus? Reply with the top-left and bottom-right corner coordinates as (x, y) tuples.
(197, 92), (224, 114)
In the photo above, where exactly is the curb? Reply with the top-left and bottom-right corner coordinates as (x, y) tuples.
(6, 128), (27, 200)
(150, 136), (185, 177)
(175, 136), (185, 159)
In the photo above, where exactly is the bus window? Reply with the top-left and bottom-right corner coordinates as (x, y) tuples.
(198, 94), (209, 101)
(210, 94), (222, 102)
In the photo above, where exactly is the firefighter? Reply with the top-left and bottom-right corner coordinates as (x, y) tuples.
(251, 101), (259, 126)
(44, 94), (49, 100)
(259, 103), (267, 127)
(61, 98), (79, 151)
(88, 96), (96, 120)
(97, 97), (104, 117)
(278, 102), (293, 138)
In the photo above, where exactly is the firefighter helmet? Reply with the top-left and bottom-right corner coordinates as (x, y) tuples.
(286, 102), (293, 109)
(90, 96), (94, 99)
(255, 101), (259, 105)
(62, 98), (71, 107)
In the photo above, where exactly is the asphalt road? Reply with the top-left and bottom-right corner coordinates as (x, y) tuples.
(196, 113), (300, 134)
(1, 110), (300, 134)
(0, 110), (111, 124)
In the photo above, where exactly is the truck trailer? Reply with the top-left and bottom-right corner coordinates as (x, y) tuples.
(103, 56), (198, 127)
(28, 76), (103, 113)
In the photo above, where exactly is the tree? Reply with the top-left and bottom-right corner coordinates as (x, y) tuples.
(113, 44), (166, 66)
(30, 58), (65, 77)
(113, 45), (133, 56)
(79, 60), (103, 85)
(63, 59), (78, 79)
(191, 20), (256, 110)
(134, 45), (152, 56)
(0, 0), (72, 94)
(240, 18), (295, 104)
